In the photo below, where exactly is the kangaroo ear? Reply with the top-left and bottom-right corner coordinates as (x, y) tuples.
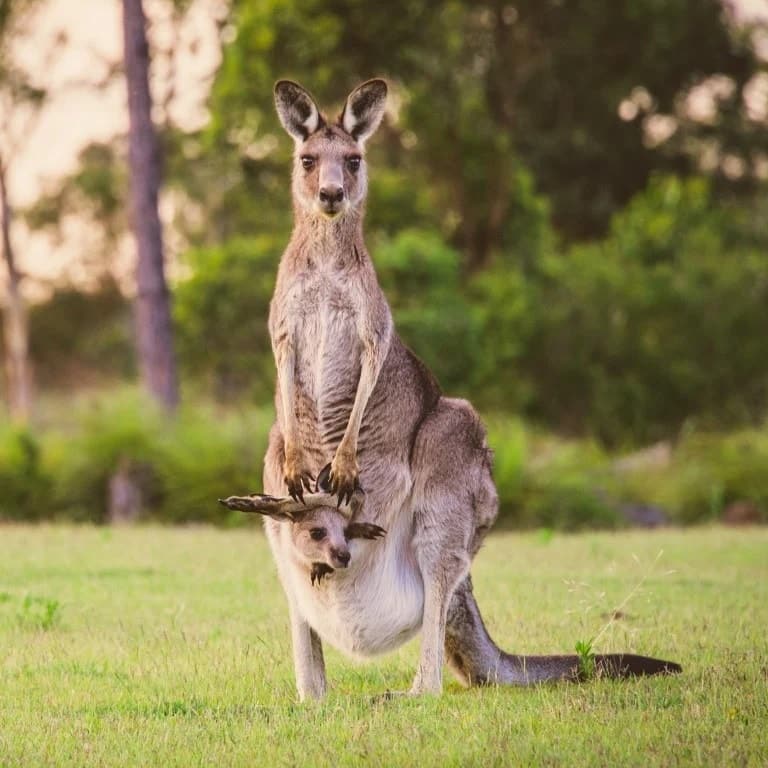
(274, 80), (323, 142)
(340, 79), (387, 144)
(345, 522), (387, 540)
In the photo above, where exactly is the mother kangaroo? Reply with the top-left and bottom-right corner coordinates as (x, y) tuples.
(238, 79), (680, 700)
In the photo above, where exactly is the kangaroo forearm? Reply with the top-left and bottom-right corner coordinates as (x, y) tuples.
(338, 331), (389, 456)
(274, 341), (300, 449)
(338, 359), (376, 455)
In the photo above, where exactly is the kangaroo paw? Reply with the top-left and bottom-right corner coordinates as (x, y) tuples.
(327, 450), (360, 507)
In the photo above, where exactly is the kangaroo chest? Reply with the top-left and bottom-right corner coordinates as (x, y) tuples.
(283, 267), (363, 447)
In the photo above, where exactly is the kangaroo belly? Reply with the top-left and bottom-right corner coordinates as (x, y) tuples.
(291, 543), (424, 658)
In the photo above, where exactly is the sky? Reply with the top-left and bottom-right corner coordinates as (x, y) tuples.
(3, 0), (768, 297)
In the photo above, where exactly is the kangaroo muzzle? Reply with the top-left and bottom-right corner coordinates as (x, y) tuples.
(317, 164), (346, 216)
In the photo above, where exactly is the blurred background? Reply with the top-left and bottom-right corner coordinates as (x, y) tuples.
(1, 0), (767, 529)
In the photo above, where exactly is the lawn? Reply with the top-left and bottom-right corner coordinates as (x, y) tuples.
(0, 524), (766, 767)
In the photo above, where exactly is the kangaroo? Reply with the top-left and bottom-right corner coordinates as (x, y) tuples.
(227, 78), (681, 700)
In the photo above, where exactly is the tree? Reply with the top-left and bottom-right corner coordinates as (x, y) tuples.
(122, 0), (179, 411)
(0, 0), (47, 422)
(0, 153), (29, 421)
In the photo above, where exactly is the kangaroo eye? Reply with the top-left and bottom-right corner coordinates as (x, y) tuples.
(301, 156), (315, 171)
(346, 156), (361, 172)
(309, 527), (326, 541)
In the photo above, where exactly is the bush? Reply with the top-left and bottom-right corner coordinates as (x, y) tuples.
(513, 176), (768, 444)
(44, 390), (162, 522)
(0, 426), (51, 521)
(149, 404), (270, 524)
(614, 429), (768, 524)
(174, 236), (281, 401)
(374, 229), (481, 393)
(485, 419), (622, 530)
(515, 437), (620, 531)
(30, 389), (272, 525)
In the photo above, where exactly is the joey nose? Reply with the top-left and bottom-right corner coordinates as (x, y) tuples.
(319, 186), (344, 205)
(331, 548), (350, 568)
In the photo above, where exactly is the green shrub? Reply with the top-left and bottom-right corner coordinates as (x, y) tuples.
(0, 426), (51, 521)
(150, 404), (269, 524)
(39, 389), (271, 524)
(609, 429), (768, 524)
(44, 390), (164, 522)
(461, 176), (768, 444)
(516, 438), (620, 531)
(362, 229), (482, 395)
(174, 236), (280, 400)
(485, 423), (621, 530)
(4, 389), (766, 530)
(485, 415), (527, 515)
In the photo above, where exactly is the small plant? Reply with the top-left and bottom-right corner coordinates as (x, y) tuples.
(575, 638), (596, 680)
(17, 595), (61, 631)
(573, 550), (669, 680)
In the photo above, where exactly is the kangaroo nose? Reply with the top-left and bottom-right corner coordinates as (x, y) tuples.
(319, 186), (344, 204)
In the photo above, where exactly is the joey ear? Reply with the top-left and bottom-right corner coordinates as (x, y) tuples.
(348, 486), (366, 517)
(218, 493), (306, 522)
(345, 522), (387, 540)
(340, 79), (387, 144)
(274, 80), (323, 141)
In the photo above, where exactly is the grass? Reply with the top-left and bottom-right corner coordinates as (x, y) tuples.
(0, 525), (766, 767)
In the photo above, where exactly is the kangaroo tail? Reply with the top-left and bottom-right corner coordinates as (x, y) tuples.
(445, 577), (681, 686)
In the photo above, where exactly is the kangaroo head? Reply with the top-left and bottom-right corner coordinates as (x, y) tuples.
(274, 79), (387, 220)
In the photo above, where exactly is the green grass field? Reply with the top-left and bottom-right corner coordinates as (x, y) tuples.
(0, 525), (766, 767)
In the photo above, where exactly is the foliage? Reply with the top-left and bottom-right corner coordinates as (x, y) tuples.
(472, 176), (768, 443)
(186, 0), (761, 261)
(492, 432), (621, 531)
(0, 423), (49, 521)
(615, 428), (768, 525)
(374, 229), (480, 393)
(9, 0), (767, 452)
(19, 389), (271, 525)
(1, 525), (766, 766)
(173, 236), (280, 400)
(575, 638), (596, 680)
(26, 280), (135, 387)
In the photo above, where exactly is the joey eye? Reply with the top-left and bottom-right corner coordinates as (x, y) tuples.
(346, 156), (361, 173)
(301, 156), (315, 171)
(309, 527), (326, 541)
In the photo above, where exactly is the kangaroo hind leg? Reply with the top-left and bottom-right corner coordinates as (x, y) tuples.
(408, 398), (492, 695)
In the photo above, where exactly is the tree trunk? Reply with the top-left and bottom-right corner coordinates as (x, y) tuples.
(0, 158), (32, 423)
(122, 0), (179, 411)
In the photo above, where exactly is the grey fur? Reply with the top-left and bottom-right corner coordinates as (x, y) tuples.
(242, 80), (682, 700)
